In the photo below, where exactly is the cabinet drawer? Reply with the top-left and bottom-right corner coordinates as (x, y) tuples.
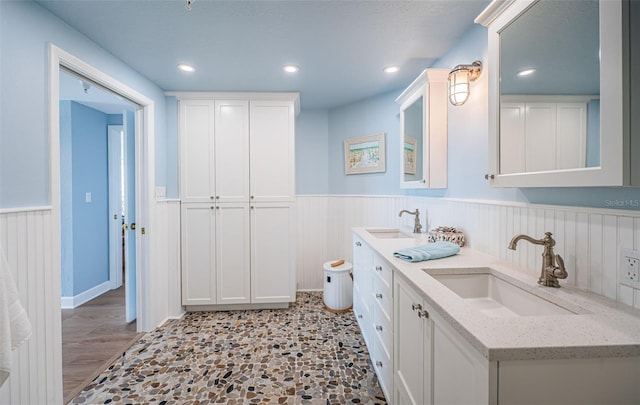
(373, 275), (392, 322)
(373, 301), (392, 359)
(372, 332), (393, 401)
(373, 255), (393, 288)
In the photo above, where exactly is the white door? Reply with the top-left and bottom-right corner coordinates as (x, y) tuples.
(216, 203), (250, 304)
(180, 99), (215, 202)
(123, 111), (137, 323)
(107, 125), (123, 290)
(181, 203), (216, 305)
(250, 202), (296, 303)
(249, 101), (295, 202)
(215, 100), (249, 203)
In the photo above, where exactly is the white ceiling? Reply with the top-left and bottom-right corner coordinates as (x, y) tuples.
(39, 0), (491, 110)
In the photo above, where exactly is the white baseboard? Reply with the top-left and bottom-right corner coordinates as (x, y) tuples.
(60, 281), (111, 309)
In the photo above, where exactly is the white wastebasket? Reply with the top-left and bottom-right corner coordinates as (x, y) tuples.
(323, 260), (353, 312)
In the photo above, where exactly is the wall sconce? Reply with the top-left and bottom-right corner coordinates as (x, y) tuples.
(448, 60), (482, 106)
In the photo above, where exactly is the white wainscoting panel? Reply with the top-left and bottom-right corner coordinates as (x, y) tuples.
(295, 196), (640, 310)
(0, 208), (62, 405)
(153, 200), (184, 325)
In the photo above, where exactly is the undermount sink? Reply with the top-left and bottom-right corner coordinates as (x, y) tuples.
(366, 228), (413, 239)
(424, 269), (577, 317)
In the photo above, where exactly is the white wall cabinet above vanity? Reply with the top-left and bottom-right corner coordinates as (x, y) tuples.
(395, 69), (449, 189)
(353, 228), (640, 404)
(478, 0), (639, 187)
(174, 92), (299, 308)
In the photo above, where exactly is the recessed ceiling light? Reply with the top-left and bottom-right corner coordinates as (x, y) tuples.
(178, 64), (195, 73)
(517, 68), (536, 77)
(383, 66), (399, 74)
(283, 65), (299, 73)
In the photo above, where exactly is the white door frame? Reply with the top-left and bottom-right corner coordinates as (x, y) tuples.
(48, 44), (155, 332)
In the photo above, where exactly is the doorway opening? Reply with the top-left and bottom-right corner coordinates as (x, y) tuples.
(49, 44), (155, 403)
(58, 68), (141, 402)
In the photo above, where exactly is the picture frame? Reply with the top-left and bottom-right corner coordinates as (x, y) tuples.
(403, 136), (417, 175)
(344, 133), (386, 175)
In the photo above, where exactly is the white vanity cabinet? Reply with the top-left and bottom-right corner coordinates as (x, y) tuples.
(394, 275), (491, 405)
(177, 93), (298, 307)
(352, 235), (373, 346)
(352, 236), (394, 400)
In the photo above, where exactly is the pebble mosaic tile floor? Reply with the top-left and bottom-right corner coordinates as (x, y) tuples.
(71, 292), (387, 404)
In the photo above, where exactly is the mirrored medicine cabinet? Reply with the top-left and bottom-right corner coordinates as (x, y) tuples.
(396, 69), (449, 189)
(477, 0), (638, 187)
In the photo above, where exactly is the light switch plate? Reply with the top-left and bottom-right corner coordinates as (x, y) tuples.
(155, 186), (166, 199)
(619, 248), (640, 288)
(85, 192), (92, 203)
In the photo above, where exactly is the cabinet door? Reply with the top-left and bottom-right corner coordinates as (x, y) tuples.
(250, 202), (296, 303)
(394, 277), (431, 405)
(524, 103), (556, 172)
(215, 100), (250, 203)
(556, 103), (587, 170)
(181, 203), (216, 305)
(249, 101), (295, 202)
(180, 100), (215, 202)
(433, 312), (490, 405)
(499, 103), (526, 174)
(216, 203), (250, 304)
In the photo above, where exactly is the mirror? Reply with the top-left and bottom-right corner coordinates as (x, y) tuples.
(499, 0), (600, 174)
(402, 96), (424, 183)
(479, 0), (630, 187)
(396, 68), (449, 189)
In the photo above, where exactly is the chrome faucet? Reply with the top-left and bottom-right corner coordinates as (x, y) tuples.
(398, 209), (422, 234)
(508, 232), (567, 288)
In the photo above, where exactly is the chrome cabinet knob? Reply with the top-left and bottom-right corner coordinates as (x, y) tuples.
(412, 303), (422, 311)
(418, 309), (429, 319)
(375, 293), (383, 299)
(375, 266), (382, 272)
(356, 242), (362, 247)
(375, 361), (383, 368)
(357, 314), (363, 319)
(375, 325), (383, 331)
(484, 174), (495, 180)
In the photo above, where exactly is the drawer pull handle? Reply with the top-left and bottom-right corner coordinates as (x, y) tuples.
(375, 266), (382, 272)
(412, 303), (422, 311)
(375, 325), (383, 331)
(375, 361), (383, 368)
(356, 242), (362, 247)
(375, 293), (383, 299)
(418, 310), (430, 319)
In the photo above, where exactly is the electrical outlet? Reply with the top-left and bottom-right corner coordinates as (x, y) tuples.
(619, 248), (640, 288)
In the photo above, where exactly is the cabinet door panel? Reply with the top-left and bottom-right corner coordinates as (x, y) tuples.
(180, 100), (215, 202)
(216, 203), (250, 304)
(433, 314), (489, 405)
(394, 277), (429, 405)
(215, 100), (249, 202)
(249, 101), (295, 202)
(181, 203), (216, 304)
(250, 202), (296, 303)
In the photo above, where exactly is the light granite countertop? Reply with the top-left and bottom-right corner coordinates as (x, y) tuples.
(354, 227), (640, 362)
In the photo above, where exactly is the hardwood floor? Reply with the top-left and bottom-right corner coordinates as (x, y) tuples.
(62, 286), (141, 404)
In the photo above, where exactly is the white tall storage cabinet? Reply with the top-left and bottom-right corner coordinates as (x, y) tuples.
(176, 92), (299, 308)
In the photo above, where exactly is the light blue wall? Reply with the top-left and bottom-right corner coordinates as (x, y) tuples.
(296, 109), (330, 194)
(327, 90), (404, 195)
(323, 23), (640, 209)
(60, 102), (110, 296)
(0, 1), (167, 208)
(165, 96), (179, 198)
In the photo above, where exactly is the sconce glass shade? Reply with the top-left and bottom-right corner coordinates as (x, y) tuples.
(448, 61), (482, 106)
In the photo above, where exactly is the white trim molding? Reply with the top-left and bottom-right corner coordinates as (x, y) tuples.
(61, 281), (111, 309)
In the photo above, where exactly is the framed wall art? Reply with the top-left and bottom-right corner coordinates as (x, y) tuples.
(344, 133), (386, 175)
